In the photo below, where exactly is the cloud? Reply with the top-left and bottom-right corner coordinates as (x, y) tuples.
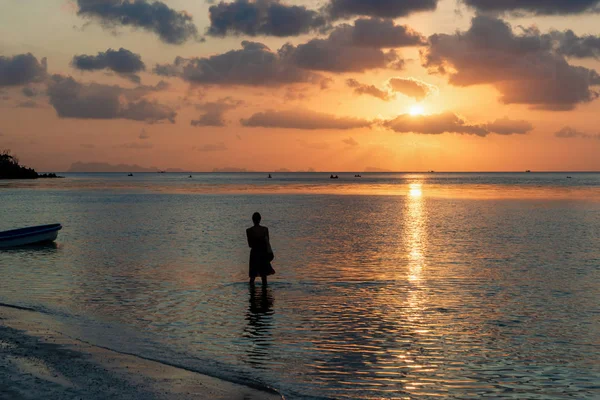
(47, 75), (176, 123)
(281, 18), (423, 73)
(154, 41), (317, 86)
(555, 126), (600, 139)
(461, 0), (600, 15)
(349, 17), (426, 48)
(388, 77), (438, 101)
(156, 19), (424, 84)
(383, 112), (533, 137)
(343, 137), (359, 146)
(76, 0), (199, 44)
(194, 142), (228, 152)
(0, 53), (47, 87)
(327, 0), (438, 19)
(241, 109), (373, 130)
(207, 0), (326, 37)
(485, 117), (534, 135)
(191, 97), (243, 127)
(72, 48), (145, 82)
(346, 79), (392, 101)
(549, 30), (600, 59)
(422, 16), (600, 110)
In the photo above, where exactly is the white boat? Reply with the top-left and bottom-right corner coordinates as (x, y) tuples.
(0, 224), (62, 248)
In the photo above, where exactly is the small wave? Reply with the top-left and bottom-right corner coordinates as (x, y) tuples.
(0, 300), (286, 399)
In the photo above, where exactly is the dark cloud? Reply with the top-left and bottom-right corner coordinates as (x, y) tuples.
(346, 79), (392, 101)
(280, 18), (422, 73)
(156, 18), (423, 83)
(241, 109), (372, 130)
(191, 97), (243, 127)
(47, 75), (176, 123)
(555, 126), (600, 139)
(154, 41), (318, 86)
(388, 77), (437, 100)
(350, 18), (425, 48)
(72, 48), (146, 81)
(194, 142), (228, 152)
(462, 0), (600, 15)
(549, 30), (600, 59)
(383, 112), (532, 137)
(327, 0), (438, 19)
(207, 0), (326, 37)
(0, 53), (47, 87)
(76, 0), (199, 44)
(422, 16), (600, 110)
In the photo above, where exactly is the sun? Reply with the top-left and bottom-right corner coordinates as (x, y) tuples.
(409, 105), (425, 116)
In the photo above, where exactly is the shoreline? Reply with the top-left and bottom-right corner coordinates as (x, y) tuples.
(0, 304), (283, 400)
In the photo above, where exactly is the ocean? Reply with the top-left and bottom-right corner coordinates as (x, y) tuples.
(1, 172), (599, 399)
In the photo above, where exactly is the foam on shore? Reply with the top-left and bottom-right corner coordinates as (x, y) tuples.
(0, 304), (284, 399)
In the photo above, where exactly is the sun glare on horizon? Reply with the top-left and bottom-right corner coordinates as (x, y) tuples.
(409, 105), (425, 116)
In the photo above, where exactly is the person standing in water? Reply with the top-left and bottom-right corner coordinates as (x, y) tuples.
(246, 212), (275, 285)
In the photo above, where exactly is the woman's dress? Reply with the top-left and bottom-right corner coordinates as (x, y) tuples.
(246, 226), (274, 278)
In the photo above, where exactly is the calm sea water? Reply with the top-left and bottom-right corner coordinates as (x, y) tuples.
(1, 173), (599, 399)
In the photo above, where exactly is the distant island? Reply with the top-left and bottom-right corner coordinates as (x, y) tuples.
(68, 162), (184, 173)
(0, 150), (61, 179)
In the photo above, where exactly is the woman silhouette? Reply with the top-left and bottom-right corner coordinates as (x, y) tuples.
(246, 212), (275, 285)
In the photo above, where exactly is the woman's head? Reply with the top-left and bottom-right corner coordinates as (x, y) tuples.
(252, 212), (262, 225)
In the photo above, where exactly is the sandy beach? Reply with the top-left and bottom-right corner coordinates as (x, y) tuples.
(0, 304), (283, 400)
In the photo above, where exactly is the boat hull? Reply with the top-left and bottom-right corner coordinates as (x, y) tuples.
(0, 224), (62, 248)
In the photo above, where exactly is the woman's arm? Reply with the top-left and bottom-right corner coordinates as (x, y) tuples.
(246, 229), (253, 248)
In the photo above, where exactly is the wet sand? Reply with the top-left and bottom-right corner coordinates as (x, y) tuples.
(0, 305), (283, 400)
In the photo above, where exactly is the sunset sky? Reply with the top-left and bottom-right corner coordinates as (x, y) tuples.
(1, 0), (600, 172)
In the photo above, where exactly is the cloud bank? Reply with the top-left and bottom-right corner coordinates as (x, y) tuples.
(383, 112), (533, 137)
(47, 75), (176, 123)
(422, 16), (600, 110)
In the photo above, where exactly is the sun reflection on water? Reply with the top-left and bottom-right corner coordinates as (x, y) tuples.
(407, 183), (426, 282)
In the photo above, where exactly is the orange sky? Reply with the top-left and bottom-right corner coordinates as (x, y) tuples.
(1, 0), (600, 172)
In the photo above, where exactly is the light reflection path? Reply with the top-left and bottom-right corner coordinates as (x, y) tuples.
(403, 181), (433, 392)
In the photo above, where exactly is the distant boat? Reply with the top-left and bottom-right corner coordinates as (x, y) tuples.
(525, 170), (531, 173)
(158, 170), (166, 173)
(128, 173), (133, 176)
(0, 224), (62, 248)
(330, 174), (339, 179)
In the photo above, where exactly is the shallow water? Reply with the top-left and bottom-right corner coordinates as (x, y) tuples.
(1, 173), (599, 399)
